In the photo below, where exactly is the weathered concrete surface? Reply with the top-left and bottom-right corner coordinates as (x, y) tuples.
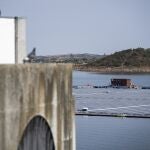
(0, 64), (75, 150)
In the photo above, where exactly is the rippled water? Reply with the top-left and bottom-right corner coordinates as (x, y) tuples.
(74, 88), (150, 115)
(74, 71), (150, 150)
(73, 71), (150, 86)
(76, 116), (150, 150)
(73, 71), (150, 115)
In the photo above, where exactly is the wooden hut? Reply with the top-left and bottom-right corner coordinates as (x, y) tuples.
(111, 78), (132, 88)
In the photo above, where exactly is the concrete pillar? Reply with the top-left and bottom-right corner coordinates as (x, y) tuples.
(15, 17), (27, 63)
(0, 64), (75, 150)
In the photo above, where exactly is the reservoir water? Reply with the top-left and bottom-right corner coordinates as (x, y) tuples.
(73, 71), (150, 150)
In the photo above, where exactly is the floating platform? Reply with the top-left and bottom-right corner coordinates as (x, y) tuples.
(73, 85), (150, 90)
(141, 86), (150, 89)
(75, 111), (150, 118)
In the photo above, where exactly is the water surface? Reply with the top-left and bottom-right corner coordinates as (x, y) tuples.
(76, 116), (150, 150)
(74, 71), (150, 150)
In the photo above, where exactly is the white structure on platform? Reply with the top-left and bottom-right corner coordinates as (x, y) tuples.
(0, 17), (26, 64)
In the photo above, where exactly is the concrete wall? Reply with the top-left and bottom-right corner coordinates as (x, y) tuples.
(0, 64), (75, 150)
(0, 18), (15, 63)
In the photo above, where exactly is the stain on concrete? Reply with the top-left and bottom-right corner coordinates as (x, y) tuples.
(0, 64), (75, 150)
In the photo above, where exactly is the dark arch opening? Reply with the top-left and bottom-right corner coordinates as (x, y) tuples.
(18, 115), (55, 150)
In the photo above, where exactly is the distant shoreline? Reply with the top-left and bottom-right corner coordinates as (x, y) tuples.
(74, 65), (150, 74)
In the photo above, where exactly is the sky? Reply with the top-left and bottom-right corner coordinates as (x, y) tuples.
(0, 0), (150, 55)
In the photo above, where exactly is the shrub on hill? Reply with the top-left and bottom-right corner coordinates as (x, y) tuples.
(87, 48), (150, 67)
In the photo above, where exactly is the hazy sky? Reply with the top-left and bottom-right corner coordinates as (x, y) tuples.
(0, 0), (150, 55)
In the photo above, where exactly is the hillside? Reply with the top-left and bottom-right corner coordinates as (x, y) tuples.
(86, 48), (150, 67)
(73, 48), (150, 73)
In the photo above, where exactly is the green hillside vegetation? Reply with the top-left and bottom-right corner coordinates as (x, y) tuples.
(87, 48), (150, 67)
